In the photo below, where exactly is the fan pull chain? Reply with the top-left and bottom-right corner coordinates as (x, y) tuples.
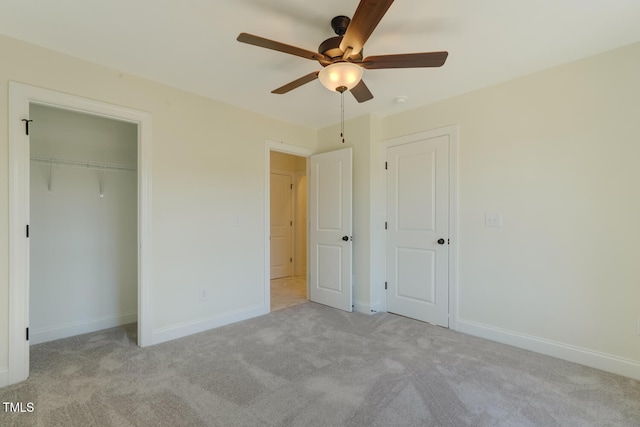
(340, 90), (345, 143)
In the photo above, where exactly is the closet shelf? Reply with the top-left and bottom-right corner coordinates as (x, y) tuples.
(30, 156), (136, 172)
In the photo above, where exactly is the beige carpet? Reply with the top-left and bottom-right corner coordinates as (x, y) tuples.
(1, 302), (639, 426)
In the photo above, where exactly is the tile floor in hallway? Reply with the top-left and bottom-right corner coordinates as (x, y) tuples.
(270, 275), (307, 311)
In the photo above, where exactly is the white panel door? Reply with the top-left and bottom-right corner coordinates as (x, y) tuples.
(386, 135), (449, 326)
(309, 148), (353, 312)
(270, 173), (293, 279)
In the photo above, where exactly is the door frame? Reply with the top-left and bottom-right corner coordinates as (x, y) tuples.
(293, 170), (307, 277)
(380, 125), (459, 329)
(7, 82), (153, 386)
(264, 141), (313, 307)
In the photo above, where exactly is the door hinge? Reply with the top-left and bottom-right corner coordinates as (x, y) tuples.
(290, 220), (293, 226)
(384, 221), (387, 230)
(448, 239), (450, 245)
(385, 281), (388, 290)
(290, 257), (293, 263)
(290, 184), (293, 190)
(26, 327), (29, 341)
(22, 119), (33, 136)
(26, 225), (29, 238)
(384, 161), (388, 170)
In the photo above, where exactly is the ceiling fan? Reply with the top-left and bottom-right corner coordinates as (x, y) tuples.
(237, 0), (448, 103)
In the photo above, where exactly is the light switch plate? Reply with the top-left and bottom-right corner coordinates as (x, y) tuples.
(485, 212), (502, 227)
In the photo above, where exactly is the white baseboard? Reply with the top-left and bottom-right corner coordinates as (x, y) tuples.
(456, 319), (640, 381)
(353, 301), (384, 315)
(353, 300), (374, 314)
(30, 312), (138, 345)
(0, 368), (8, 388)
(152, 304), (269, 346)
(370, 302), (384, 314)
(353, 301), (385, 314)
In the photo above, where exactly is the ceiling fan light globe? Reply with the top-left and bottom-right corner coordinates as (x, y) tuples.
(319, 62), (363, 92)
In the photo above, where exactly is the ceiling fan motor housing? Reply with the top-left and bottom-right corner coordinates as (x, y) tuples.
(318, 16), (363, 63)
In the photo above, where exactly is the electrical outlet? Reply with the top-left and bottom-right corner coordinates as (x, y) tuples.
(199, 288), (208, 302)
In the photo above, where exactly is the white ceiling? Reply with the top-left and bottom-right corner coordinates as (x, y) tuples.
(2, 0), (640, 129)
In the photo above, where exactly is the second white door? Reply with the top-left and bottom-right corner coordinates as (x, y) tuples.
(386, 134), (450, 326)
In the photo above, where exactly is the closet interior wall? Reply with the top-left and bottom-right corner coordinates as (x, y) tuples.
(29, 104), (138, 344)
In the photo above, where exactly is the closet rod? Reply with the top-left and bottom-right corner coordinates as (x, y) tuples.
(30, 156), (136, 172)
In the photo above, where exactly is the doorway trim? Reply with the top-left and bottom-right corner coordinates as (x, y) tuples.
(380, 125), (459, 329)
(264, 140), (313, 309)
(293, 170), (307, 277)
(7, 82), (153, 386)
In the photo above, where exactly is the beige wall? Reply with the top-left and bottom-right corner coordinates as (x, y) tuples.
(0, 34), (316, 374)
(270, 151), (305, 173)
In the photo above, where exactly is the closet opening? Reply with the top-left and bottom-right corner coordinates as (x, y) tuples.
(29, 104), (139, 345)
(7, 82), (152, 387)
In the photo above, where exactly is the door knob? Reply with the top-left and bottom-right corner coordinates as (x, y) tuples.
(342, 236), (349, 241)
(437, 238), (446, 245)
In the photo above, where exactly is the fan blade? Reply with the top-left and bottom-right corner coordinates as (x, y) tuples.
(237, 33), (328, 62)
(351, 80), (374, 103)
(340, 0), (395, 56)
(363, 51), (448, 69)
(272, 72), (320, 94)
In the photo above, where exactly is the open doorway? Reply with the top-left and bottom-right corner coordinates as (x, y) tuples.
(269, 151), (308, 311)
(29, 104), (138, 344)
